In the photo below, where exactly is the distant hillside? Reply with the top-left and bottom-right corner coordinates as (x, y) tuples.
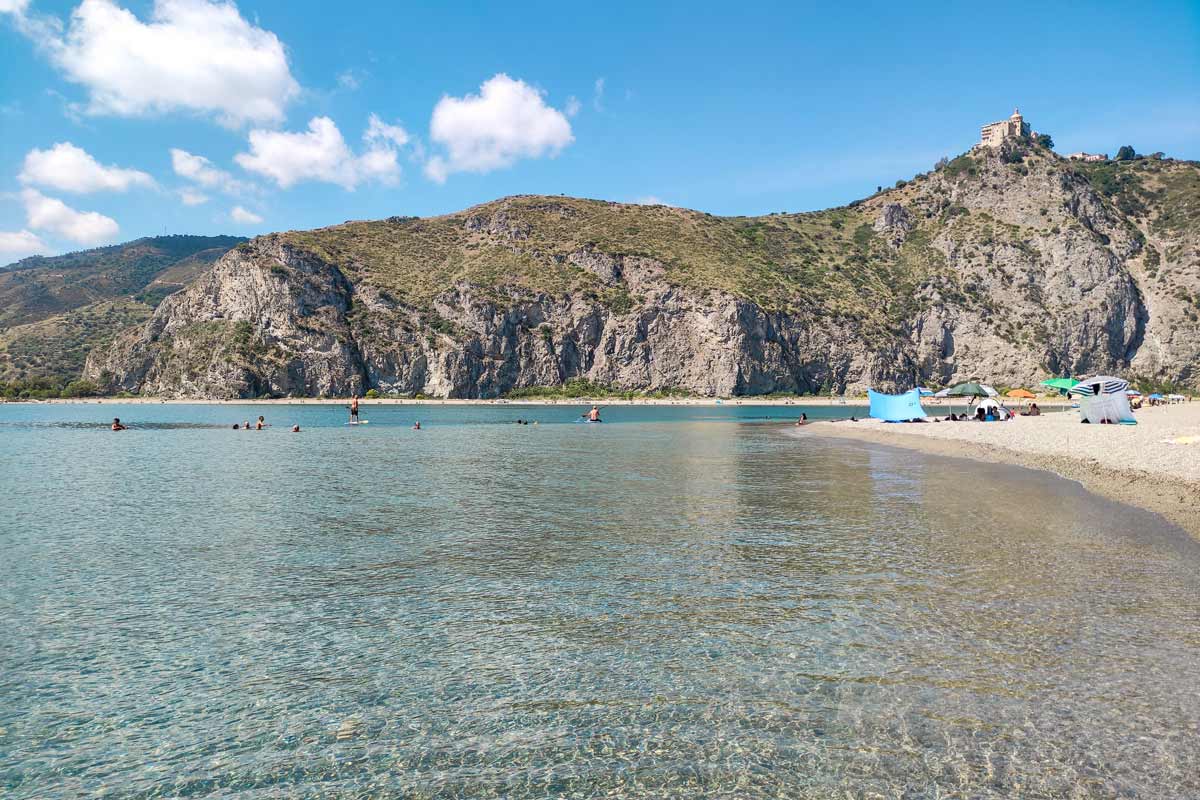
(0, 235), (245, 387)
(85, 141), (1200, 399)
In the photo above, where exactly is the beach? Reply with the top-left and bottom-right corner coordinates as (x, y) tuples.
(803, 402), (1200, 537)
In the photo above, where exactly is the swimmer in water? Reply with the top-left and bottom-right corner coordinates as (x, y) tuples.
(291, 424), (300, 432)
(255, 415), (266, 430)
(412, 420), (421, 430)
(111, 417), (127, 431)
(242, 420), (251, 430)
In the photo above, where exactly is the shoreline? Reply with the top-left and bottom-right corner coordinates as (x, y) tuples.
(799, 404), (1200, 538)
(14, 396), (1078, 408)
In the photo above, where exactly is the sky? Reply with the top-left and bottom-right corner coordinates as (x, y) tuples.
(1, 0), (1198, 262)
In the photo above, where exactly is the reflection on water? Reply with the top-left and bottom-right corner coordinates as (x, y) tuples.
(1, 405), (1198, 798)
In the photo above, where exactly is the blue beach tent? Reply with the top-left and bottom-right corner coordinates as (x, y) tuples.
(868, 389), (928, 422)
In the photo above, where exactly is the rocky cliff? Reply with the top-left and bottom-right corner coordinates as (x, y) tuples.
(85, 145), (1200, 398)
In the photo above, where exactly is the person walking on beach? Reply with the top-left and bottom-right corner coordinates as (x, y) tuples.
(111, 418), (127, 431)
(350, 393), (360, 424)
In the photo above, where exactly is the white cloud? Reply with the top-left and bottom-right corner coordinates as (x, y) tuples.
(170, 147), (248, 195)
(22, 188), (119, 245)
(565, 96), (581, 117)
(0, 0), (31, 14)
(365, 113), (409, 148)
(178, 188), (208, 205)
(19, 141), (154, 193)
(0, 229), (48, 261)
(633, 196), (666, 206)
(592, 77), (605, 112)
(41, 0), (299, 127)
(424, 74), (573, 183)
(230, 205), (262, 224)
(235, 115), (405, 189)
(336, 69), (361, 90)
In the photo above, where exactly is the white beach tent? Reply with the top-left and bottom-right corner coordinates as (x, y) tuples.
(979, 384), (1000, 397)
(1073, 376), (1136, 424)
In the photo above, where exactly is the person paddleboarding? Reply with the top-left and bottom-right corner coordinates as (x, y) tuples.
(349, 393), (360, 424)
(582, 405), (602, 423)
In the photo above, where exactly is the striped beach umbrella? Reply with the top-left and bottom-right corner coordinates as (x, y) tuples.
(1071, 376), (1129, 396)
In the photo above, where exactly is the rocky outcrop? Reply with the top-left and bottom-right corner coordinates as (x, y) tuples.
(84, 150), (1200, 397)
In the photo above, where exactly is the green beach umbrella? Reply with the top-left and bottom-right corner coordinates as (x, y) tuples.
(1039, 377), (1079, 392)
(945, 382), (989, 397)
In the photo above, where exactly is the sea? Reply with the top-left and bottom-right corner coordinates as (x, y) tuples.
(2, 402), (1198, 798)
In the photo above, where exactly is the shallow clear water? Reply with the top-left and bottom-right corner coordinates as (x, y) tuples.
(2, 403), (1198, 799)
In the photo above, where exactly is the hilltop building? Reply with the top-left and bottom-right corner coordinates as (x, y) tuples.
(1068, 152), (1108, 162)
(978, 108), (1030, 149)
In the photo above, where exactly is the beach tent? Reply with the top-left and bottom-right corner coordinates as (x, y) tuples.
(1073, 376), (1136, 424)
(980, 384), (1000, 397)
(916, 387), (935, 396)
(868, 389), (928, 422)
(1126, 389), (1142, 396)
(1168, 394), (1186, 402)
(1006, 389), (1035, 399)
(1148, 393), (1164, 400)
(933, 388), (952, 398)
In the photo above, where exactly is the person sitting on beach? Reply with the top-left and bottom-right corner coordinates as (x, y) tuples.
(111, 417), (127, 431)
(1021, 403), (1040, 417)
(974, 407), (987, 421)
(255, 415), (266, 430)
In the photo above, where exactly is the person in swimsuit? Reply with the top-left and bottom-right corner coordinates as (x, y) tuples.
(291, 424), (300, 432)
(350, 394), (360, 423)
(794, 413), (808, 426)
(583, 405), (601, 422)
(256, 415), (266, 430)
(111, 418), (127, 431)
(412, 420), (421, 430)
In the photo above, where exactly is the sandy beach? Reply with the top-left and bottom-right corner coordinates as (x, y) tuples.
(802, 402), (1200, 537)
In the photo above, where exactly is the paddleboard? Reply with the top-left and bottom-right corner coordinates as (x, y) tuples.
(345, 420), (369, 425)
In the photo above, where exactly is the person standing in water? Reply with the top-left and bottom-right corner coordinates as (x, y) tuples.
(349, 393), (360, 424)
(255, 415), (267, 430)
(111, 418), (127, 431)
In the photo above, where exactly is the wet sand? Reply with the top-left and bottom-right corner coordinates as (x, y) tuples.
(801, 402), (1200, 537)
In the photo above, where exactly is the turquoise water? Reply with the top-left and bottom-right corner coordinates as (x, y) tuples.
(2, 403), (1198, 798)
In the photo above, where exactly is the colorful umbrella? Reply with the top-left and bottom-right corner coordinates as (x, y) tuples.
(1006, 389), (1035, 399)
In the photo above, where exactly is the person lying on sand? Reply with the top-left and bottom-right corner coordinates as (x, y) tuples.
(111, 418), (127, 431)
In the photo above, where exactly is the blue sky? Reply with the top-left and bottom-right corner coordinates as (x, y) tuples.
(1, 0), (1198, 261)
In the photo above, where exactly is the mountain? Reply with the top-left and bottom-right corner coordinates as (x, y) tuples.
(85, 144), (1199, 398)
(0, 235), (246, 387)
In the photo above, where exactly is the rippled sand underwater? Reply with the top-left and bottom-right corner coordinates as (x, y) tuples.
(2, 404), (1198, 798)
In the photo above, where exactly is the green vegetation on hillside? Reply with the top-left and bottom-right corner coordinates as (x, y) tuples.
(0, 235), (245, 384)
(280, 196), (936, 336)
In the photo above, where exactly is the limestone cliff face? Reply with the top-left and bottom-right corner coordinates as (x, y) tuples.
(85, 148), (1200, 397)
